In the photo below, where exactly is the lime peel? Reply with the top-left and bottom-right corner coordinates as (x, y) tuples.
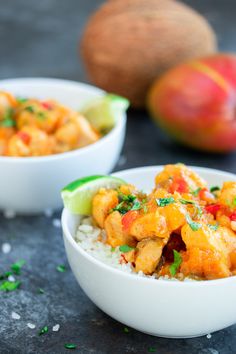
(61, 175), (126, 215)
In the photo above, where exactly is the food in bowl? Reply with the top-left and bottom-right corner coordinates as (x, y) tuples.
(62, 164), (236, 281)
(0, 91), (128, 157)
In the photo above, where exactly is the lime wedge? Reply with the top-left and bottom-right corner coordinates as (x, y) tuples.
(81, 94), (129, 133)
(61, 175), (126, 215)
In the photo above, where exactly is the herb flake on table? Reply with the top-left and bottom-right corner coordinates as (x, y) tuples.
(0, 280), (21, 292)
(38, 287), (45, 294)
(123, 327), (130, 333)
(119, 245), (135, 253)
(156, 197), (175, 207)
(38, 326), (48, 335)
(57, 264), (66, 273)
(11, 260), (25, 275)
(169, 250), (182, 276)
(64, 343), (77, 349)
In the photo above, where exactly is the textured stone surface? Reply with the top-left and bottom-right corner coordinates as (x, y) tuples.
(0, 1), (236, 353)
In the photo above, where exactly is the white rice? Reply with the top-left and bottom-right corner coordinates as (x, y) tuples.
(75, 217), (195, 281)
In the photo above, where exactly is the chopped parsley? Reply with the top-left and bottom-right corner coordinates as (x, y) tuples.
(37, 111), (46, 120)
(119, 245), (135, 253)
(208, 223), (219, 231)
(64, 343), (77, 350)
(25, 106), (35, 113)
(169, 250), (182, 276)
(191, 187), (201, 197)
(0, 280), (21, 292)
(123, 327), (130, 333)
(57, 265), (66, 273)
(179, 199), (195, 205)
(118, 193), (136, 203)
(131, 201), (141, 211)
(156, 197), (175, 207)
(38, 288), (45, 294)
(0, 108), (16, 127)
(11, 260), (25, 275)
(210, 186), (220, 193)
(112, 193), (142, 215)
(186, 214), (202, 231)
(16, 97), (28, 103)
(111, 247), (116, 252)
(38, 326), (48, 335)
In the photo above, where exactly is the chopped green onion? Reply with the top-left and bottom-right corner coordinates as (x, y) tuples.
(0, 280), (21, 292)
(156, 197), (175, 207)
(57, 265), (66, 273)
(169, 250), (182, 276)
(119, 245), (135, 253)
(64, 343), (77, 350)
(210, 186), (220, 193)
(11, 260), (25, 275)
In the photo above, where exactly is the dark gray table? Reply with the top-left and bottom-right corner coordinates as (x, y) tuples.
(0, 1), (236, 353)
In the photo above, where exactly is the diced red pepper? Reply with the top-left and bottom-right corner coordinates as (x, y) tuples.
(122, 210), (139, 232)
(205, 204), (221, 216)
(199, 188), (215, 202)
(229, 212), (236, 221)
(17, 131), (31, 145)
(119, 254), (128, 264)
(169, 176), (188, 194)
(41, 101), (53, 110)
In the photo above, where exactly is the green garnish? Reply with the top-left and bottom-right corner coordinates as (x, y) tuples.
(16, 97), (28, 103)
(118, 193), (136, 203)
(119, 245), (135, 253)
(0, 271), (13, 280)
(38, 326), (48, 335)
(208, 223), (219, 231)
(169, 250), (182, 276)
(156, 197), (175, 207)
(186, 214), (202, 231)
(233, 197), (236, 207)
(112, 201), (129, 215)
(143, 205), (148, 214)
(149, 348), (156, 353)
(64, 343), (77, 350)
(0, 280), (21, 292)
(131, 201), (141, 211)
(191, 187), (201, 197)
(179, 199), (195, 205)
(123, 327), (129, 333)
(25, 106), (34, 113)
(111, 247), (116, 252)
(57, 265), (66, 273)
(0, 108), (16, 127)
(210, 186), (220, 193)
(38, 288), (45, 294)
(37, 112), (46, 120)
(11, 260), (25, 275)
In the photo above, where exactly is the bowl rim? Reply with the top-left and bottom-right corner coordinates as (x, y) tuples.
(0, 77), (126, 163)
(61, 165), (236, 287)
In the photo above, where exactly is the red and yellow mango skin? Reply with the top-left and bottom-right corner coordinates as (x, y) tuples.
(148, 54), (236, 152)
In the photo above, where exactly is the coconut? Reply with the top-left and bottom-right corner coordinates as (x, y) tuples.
(81, 0), (217, 107)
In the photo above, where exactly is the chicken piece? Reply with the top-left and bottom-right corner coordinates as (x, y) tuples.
(7, 126), (53, 157)
(218, 182), (236, 209)
(180, 248), (230, 280)
(129, 210), (169, 241)
(159, 203), (187, 232)
(55, 113), (99, 151)
(123, 249), (135, 264)
(135, 238), (165, 275)
(92, 188), (118, 228)
(218, 226), (236, 270)
(105, 211), (131, 247)
(118, 184), (137, 196)
(181, 224), (230, 279)
(155, 164), (206, 194)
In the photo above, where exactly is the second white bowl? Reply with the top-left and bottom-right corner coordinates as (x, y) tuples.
(0, 78), (126, 214)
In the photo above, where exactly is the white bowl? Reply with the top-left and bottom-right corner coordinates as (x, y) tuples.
(62, 166), (236, 338)
(0, 78), (126, 214)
